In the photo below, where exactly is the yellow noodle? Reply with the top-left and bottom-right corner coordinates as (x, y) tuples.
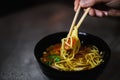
(47, 26), (104, 71)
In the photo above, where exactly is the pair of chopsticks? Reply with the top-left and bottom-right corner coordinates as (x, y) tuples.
(67, 6), (90, 37)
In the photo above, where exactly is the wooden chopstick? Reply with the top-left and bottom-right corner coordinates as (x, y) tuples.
(67, 6), (81, 38)
(67, 7), (90, 39)
(76, 7), (90, 29)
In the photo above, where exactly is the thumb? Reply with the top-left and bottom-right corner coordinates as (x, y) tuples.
(80, 0), (109, 7)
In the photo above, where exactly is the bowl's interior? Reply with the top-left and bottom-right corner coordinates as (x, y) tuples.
(34, 32), (111, 80)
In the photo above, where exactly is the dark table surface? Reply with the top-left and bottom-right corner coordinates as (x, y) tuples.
(0, 1), (120, 80)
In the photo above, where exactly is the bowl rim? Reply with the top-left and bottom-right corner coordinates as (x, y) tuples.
(34, 31), (111, 73)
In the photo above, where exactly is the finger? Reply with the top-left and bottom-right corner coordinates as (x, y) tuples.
(108, 9), (120, 17)
(86, 8), (109, 17)
(89, 8), (96, 16)
(74, 0), (80, 12)
(80, 0), (109, 7)
(106, 0), (120, 9)
(94, 9), (105, 17)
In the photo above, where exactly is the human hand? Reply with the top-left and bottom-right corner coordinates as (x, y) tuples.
(74, 0), (120, 17)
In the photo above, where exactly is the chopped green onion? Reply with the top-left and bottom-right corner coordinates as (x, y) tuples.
(48, 54), (61, 62)
(45, 61), (52, 65)
(54, 57), (61, 62)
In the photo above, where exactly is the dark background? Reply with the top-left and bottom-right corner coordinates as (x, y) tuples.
(0, 0), (73, 16)
(0, 0), (120, 80)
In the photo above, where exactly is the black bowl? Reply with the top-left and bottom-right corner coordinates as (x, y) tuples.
(34, 32), (111, 80)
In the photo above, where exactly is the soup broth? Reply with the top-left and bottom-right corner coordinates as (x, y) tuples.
(41, 43), (103, 71)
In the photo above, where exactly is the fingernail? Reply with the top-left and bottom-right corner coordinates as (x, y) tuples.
(104, 11), (108, 16)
